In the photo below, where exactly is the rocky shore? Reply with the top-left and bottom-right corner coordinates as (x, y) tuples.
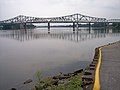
(32, 47), (101, 90)
(34, 69), (84, 90)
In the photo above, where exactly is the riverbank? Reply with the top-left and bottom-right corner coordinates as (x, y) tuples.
(31, 69), (83, 90)
(32, 46), (101, 90)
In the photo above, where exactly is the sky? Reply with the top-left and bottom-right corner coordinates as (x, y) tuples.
(0, 0), (120, 20)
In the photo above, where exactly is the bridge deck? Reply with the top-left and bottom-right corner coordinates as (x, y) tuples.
(100, 41), (120, 90)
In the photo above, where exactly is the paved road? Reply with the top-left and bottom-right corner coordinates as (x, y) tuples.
(100, 41), (120, 90)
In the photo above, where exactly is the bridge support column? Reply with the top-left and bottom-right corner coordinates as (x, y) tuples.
(20, 23), (23, 30)
(76, 22), (79, 31)
(106, 22), (109, 28)
(103, 22), (106, 27)
(24, 23), (27, 30)
(73, 22), (75, 32)
(48, 22), (50, 31)
(88, 22), (91, 33)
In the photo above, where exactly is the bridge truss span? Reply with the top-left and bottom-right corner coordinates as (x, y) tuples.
(0, 13), (107, 24)
(0, 13), (120, 31)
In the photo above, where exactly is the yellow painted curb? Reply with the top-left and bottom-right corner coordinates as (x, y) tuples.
(93, 48), (102, 90)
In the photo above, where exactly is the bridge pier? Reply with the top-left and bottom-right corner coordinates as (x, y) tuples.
(103, 22), (106, 27)
(24, 23), (27, 30)
(19, 23), (26, 30)
(48, 22), (50, 32)
(20, 23), (22, 29)
(76, 22), (79, 31)
(88, 22), (91, 33)
(73, 22), (75, 32)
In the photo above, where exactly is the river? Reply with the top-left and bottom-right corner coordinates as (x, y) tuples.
(0, 27), (120, 90)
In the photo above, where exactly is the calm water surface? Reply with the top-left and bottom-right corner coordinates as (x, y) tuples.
(0, 28), (120, 90)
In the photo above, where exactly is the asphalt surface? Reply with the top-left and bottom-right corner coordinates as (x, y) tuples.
(100, 41), (120, 90)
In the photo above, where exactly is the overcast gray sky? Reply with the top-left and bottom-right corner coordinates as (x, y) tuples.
(0, 0), (120, 20)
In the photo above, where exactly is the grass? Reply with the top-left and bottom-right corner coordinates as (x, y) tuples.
(34, 70), (83, 90)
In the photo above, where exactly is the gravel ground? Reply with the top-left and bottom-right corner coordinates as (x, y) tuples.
(100, 41), (120, 90)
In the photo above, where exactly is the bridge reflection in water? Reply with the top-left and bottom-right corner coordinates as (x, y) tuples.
(0, 29), (120, 42)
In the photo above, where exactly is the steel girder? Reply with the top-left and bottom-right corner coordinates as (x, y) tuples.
(106, 19), (120, 23)
(0, 13), (120, 24)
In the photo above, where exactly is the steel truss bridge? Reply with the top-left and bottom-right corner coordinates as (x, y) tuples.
(0, 13), (120, 30)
